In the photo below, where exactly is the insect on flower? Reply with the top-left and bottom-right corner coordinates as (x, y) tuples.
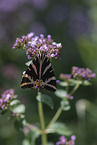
(21, 54), (56, 92)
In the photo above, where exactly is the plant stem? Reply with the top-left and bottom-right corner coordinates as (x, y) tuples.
(46, 106), (62, 131)
(46, 82), (81, 131)
(25, 122), (41, 133)
(66, 82), (69, 93)
(69, 82), (81, 96)
(38, 92), (47, 145)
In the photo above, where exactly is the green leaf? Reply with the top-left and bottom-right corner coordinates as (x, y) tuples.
(55, 89), (67, 98)
(13, 95), (18, 99)
(14, 114), (26, 131)
(60, 100), (71, 111)
(25, 60), (32, 66)
(10, 100), (20, 106)
(36, 94), (54, 109)
(48, 122), (72, 136)
(13, 104), (25, 113)
(22, 139), (30, 145)
(82, 80), (91, 86)
(14, 118), (23, 131)
(69, 79), (81, 86)
(27, 130), (40, 145)
(59, 82), (68, 87)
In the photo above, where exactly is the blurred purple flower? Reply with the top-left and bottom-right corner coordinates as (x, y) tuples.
(47, 4), (68, 26)
(0, 24), (6, 40)
(68, 6), (92, 38)
(29, 22), (46, 35)
(18, 8), (35, 23)
(2, 64), (19, 79)
(0, 0), (28, 12)
(31, 0), (49, 10)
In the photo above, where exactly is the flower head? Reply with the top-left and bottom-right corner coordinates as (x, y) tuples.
(13, 32), (62, 60)
(0, 89), (14, 113)
(56, 135), (76, 145)
(72, 66), (96, 81)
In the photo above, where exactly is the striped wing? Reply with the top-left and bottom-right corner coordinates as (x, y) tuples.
(21, 54), (56, 92)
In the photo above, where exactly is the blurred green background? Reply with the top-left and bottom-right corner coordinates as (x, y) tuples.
(0, 0), (97, 145)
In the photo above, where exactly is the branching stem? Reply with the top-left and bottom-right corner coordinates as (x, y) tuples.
(46, 106), (62, 130)
(69, 82), (81, 96)
(38, 91), (47, 145)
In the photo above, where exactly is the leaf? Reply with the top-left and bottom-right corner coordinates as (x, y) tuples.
(69, 79), (81, 86)
(48, 122), (72, 136)
(59, 82), (68, 87)
(14, 114), (25, 131)
(22, 139), (30, 145)
(55, 89), (67, 98)
(25, 60), (32, 66)
(36, 94), (54, 109)
(60, 100), (71, 111)
(70, 79), (91, 86)
(14, 118), (23, 131)
(27, 130), (40, 145)
(82, 80), (91, 86)
(13, 104), (25, 113)
(10, 100), (20, 106)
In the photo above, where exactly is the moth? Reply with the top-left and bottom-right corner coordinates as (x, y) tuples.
(21, 54), (56, 92)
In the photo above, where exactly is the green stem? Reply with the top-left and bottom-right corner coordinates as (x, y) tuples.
(66, 82), (69, 93)
(69, 81), (81, 96)
(46, 106), (62, 131)
(38, 92), (47, 145)
(25, 122), (41, 133)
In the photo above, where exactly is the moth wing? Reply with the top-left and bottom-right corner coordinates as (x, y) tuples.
(21, 57), (39, 89)
(41, 55), (56, 92)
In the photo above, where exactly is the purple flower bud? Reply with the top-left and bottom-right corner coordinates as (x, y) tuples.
(27, 32), (34, 38)
(59, 136), (66, 144)
(70, 96), (74, 100)
(57, 43), (62, 48)
(51, 54), (55, 57)
(56, 80), (60, 83)
(35, 86), (38, 89)
(40, 34), (44, 38)
(47, 35), (51, 39)
(52, 42), (57, 45)
(71, 135), (76, 141)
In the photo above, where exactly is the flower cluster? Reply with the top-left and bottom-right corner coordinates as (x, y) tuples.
(0, 89), (15, 113)
(13, 32), (62, 60)
(66, 94), (74, 100)
(72, 66), (96, 81)
(56, 135), (76, 145)
(59, 74), (72, 81)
